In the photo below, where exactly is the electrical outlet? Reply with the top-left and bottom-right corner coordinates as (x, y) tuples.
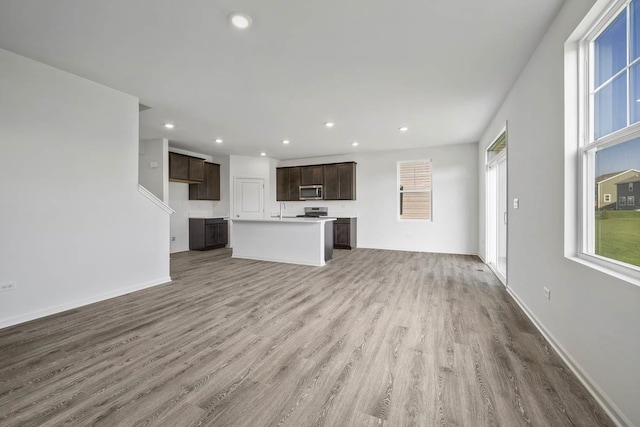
(0, 282), (17, 292)
(513, 198), (519, 209)
(543, 287), (550, 300)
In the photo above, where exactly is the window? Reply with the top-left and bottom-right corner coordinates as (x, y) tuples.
(398, 160), (432, 220)
(604, 193), (612, 202)
(630, 182), (635, 191)
(579, 0), (640, 271)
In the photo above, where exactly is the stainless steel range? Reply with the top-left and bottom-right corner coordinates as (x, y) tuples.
(297, 207), (328, 218)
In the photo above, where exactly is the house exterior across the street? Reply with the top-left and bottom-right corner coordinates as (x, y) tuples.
(616, 173), (640, 210)
(595, 169), (640, 209)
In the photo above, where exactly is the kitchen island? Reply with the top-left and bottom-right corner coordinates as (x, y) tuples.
(231, 217), (336, 266)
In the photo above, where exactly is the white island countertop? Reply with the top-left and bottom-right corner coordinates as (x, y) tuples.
(231, 217), (336, 266)
(233, 217), (336, 223)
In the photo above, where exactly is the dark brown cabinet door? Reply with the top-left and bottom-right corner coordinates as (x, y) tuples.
(190, 218), (228, 250)
(189, 162), (220, 200)
(205, 224), (217, 246)
(277, 168), (289, 201)
(301, 166), (323, 185)
(210, 163), (221, 200)
(280, 163), (354, 201)
(209, 223), (228, 247)
(338, 163), (356, 200)
(277, 167), (301, 201)
(170, 152), (205, 183)
(288, 167), (301, 201)
(217, 222), (229, 245)
(323, 165), (339, 200)
(188, 158), (204, 182)
(169, 152), (189, 181)
(334, 222), (351, 247)
(333, 218), (357, 249)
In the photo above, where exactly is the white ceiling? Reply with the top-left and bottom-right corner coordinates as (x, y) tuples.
(0, 0), (564, 160)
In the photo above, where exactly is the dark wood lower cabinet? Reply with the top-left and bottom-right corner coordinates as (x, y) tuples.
(334, 218), (357, 249)
(189, 218), (228, 250)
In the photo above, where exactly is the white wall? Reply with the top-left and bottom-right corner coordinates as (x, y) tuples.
(168, 148), (230, 253)
(139, 138), (168, 202)
(478, 1), (640, 425)
(0, 49), (171, 328)
(278, 143), (478, 255)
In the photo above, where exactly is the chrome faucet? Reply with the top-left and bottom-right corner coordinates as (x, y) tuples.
(279, 202), (286, 219)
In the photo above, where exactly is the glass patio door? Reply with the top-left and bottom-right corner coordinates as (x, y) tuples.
(487, 131), (507, 284)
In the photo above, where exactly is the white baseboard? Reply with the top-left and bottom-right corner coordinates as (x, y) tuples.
(506, 287), (632, 427)
(356, 244), (479, 257)
(231, 254), (324, 267)
(0, 276), (172, 330)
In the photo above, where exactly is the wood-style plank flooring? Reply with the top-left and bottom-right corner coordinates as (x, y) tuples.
(0, 249), (613, 426)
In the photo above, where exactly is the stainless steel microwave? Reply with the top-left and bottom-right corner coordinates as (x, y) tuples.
(299, 185), (323, 200)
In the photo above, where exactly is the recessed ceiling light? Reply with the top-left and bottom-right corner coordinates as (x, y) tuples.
(215, 138), (223, 143)
(282, 139), (290, 144)
(229, 12), (252, 29)
(399, 126), (409, 132)
(164, 123), (174, 129)
(260, 152), (266, 156)
(325, 122), (335, 128)
(351, 141), (359, 147)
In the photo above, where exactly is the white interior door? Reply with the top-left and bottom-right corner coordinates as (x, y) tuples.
(234, 177), (264, 219)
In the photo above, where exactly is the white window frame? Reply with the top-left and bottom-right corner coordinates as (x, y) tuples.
(630, 182), (634, 191)
(604, 193), (612, 202)
(619, 196), (627, 206)
(628, 195), (636, 204)
(569, 0), (640, 284)
(397, 160), (432, 222)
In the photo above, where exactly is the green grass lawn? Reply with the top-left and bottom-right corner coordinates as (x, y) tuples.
(595, 210), (640, 267)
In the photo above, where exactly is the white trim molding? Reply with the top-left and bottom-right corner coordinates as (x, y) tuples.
(138, 184), (175, 214)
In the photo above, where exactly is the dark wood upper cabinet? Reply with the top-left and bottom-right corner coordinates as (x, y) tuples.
(169, 152), (205, 183)
(337, 163), (356, 200)
(188, 157), (204, 182)
(288, 167), (301, 201)
(323, 162), (356, 200)
(169, 152), (189, 181)
(277, 168), (290, 201)
(323, 164), (339, 200)
(277, 162), (356, 201)
(276, 167), (301, 201)
(300, 166), (323, 186)
(189, 162), (220, 200)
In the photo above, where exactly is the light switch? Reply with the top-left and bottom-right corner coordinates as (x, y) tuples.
(513, 198), (519, 209)
(150, 161), (159, 168)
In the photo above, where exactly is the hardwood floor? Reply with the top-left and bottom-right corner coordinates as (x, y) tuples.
(0, 249), (612, 426)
